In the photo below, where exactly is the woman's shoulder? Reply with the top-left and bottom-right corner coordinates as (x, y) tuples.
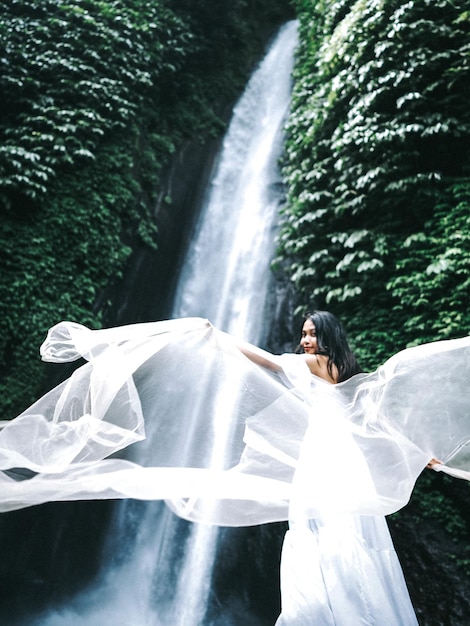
(304, 353), (338, 384)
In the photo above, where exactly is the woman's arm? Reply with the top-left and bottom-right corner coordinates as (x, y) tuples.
(237, 341), (282, 372)
(238, 342), (338, 381)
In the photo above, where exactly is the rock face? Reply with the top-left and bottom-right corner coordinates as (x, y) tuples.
(389, 474), (470, 626)
(0, 500), (116, 622)
(103, 134), (224, 326)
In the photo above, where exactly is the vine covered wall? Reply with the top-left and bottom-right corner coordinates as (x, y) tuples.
(0, 0), (292, 418)
(278, 0), (470, 369)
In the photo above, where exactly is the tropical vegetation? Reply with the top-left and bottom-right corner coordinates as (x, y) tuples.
(0, 0), (291, 416)
(278, 0), (469, 370)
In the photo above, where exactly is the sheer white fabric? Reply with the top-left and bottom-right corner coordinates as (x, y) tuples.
(0, 318), (469, 523)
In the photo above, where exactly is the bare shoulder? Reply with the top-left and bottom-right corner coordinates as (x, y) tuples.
(304, 354), (338, 384)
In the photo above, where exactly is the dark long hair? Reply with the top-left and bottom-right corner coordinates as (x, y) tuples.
(300, 310), (362, 382)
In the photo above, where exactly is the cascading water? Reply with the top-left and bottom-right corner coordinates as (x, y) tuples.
(31, 20), (298, 626)
(171, 19), (298, 345)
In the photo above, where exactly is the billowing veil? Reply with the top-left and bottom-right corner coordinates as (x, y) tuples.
(0, 318), (469, 524)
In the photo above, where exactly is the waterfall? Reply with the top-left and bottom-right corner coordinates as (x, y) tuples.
(30, 20), (298, 626)
(171, 19), (298, 344)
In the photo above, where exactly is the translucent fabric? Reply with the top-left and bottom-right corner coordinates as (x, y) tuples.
(0, 318), (469, 522)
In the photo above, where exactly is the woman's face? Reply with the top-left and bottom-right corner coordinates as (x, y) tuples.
(300, 318), (318, 354)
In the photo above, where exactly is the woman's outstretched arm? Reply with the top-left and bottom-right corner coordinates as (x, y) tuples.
(236, 340), (282, 372)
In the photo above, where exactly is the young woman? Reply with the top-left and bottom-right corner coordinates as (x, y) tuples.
(273, 311), (416, 625)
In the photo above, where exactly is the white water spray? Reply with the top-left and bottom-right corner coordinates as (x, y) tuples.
(172, 20), (298, 344)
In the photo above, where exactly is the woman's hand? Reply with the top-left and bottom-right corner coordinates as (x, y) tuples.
(426, 457), (443, 469)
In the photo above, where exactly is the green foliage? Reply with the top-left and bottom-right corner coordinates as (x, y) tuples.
(0, 0), (292, 417)
(278, 0), (470, 369)
(0, 138), (136, 416)
(0, 0), (188, 415)
(388, 179), (470, 345)
(0, 0), (190, 207)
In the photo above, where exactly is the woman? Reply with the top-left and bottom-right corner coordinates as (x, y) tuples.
(262, 311), (418, 625)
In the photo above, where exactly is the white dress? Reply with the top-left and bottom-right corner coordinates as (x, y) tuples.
(1, 318), (469, 623)
(277, 515), (417, 625)
(273, 356), (418, 625)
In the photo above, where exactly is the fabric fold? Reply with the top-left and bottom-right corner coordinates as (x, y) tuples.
(0, 318), (468, 525)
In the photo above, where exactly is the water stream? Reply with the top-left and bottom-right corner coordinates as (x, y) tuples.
(33, 20), (298, 626)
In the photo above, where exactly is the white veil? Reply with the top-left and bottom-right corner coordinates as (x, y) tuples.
(0, 318), (469, 524)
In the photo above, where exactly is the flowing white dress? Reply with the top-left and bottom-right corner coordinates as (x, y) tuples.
(1, 318), (469, 623)
(276, 515), (418, 625)
(274, 357), (418, 625)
